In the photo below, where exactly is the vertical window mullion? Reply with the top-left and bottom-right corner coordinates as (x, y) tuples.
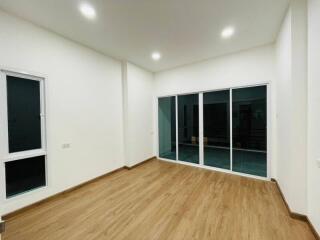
(0, 71), (9, 157)
(230, 88), (233, 172)
(40, 79), (46, 153)
(199, 93), (204, 166)
(0, 71), (8, 201)
(175, 95), (179, 161)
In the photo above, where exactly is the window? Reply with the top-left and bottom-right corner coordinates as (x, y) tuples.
(158, 85), (268, 178)
(5, 156), (46, 198)
(158, 97), (176, 160)
(232, 86), (267, 177)
(7, 76), (42, 153)
(0, 70), (47, 198)
(203, 90), (230, 169)
(178, 94), (199, 164)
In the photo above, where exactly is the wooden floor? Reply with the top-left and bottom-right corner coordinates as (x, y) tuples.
(3, 159), (315, 240)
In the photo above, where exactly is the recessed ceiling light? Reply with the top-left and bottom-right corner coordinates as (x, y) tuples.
(79, 2), (96, 20)
(151, 52), (161, 61)
(221, 26), (235, 39)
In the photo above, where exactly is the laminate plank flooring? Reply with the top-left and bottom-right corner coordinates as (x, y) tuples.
(2, 159), (315, 240)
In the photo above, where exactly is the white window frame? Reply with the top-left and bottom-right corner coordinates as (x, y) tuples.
(156, 83), (271, 181)
(0, 69), (47, 200)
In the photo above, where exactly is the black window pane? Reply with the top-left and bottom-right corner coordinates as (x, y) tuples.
(7, 76), (42, 153)
(5, 156), (46, 198)
(232, 86), (267, 177)
(178, 94), (199, 164)
(203, 90), (230, 169)
(158, 97), (176, 160)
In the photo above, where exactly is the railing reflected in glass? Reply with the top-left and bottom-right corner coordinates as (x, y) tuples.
(232, 86), (267, 177)
(158, 96), (176, 160)
(178, 94), (199, 164)
(157, 85), (267, 178)
(203, 90), (230, 170)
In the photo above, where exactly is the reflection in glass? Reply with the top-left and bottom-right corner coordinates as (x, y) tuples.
(203, 91), (230, 169)
(5, 156), (46, 198)
(158, 97), (176, 160)
(178, 94), (199, 164)
(232, 86), (267, 177)
(7, 76), (42, 153)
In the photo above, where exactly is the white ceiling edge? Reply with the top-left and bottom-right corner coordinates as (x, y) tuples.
(0, 1), (287, 74)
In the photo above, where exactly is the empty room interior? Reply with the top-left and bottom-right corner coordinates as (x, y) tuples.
(0, 0), (319, 239)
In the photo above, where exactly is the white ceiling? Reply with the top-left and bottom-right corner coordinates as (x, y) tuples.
(0, 0), (289, 72)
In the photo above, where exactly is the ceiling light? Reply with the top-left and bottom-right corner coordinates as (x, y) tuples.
(79, 3), (96, 20)
(151, 52), (161, 61)
(221, 27), (235, 39)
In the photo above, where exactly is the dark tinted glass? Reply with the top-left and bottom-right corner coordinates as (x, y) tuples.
(178, 94), (199, 164)
(232, 86), (267, 177)
(7, 76), (42, 153)
(5, 156), (46, 198)
(158, 97), (176, 160)
(203, 90), (230, 169)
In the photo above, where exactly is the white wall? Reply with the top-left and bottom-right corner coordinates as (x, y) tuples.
(307, 0), (320, 233)
(154, 44), (277, 177)
(123, 62), (154, 167)
(275, 10), (293, 199)
(0, 10), (125, 215)
(275, 0), (308, 215)
(154, 45), (276, 96)
(0, 2), (317, 235)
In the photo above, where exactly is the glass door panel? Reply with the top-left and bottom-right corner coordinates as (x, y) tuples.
(178, 94), (199, 164)
(158, 97), (176, 160)
(203, 90), (230, 169)
(232, 86), (267, 177)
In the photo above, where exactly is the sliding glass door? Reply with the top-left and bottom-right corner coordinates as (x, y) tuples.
(232, 86), (267, 177)
(158, 96), (176, 160)
(203, 90), (230, 169)
(178, 94), (199, 164)
(158, 85), (268, 178)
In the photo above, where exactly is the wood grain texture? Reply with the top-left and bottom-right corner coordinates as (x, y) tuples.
(124, 156), (156, 170)
(271, 178), (320, 240)
(3, 159), (316, 240)
(2, 167), (125, 220)
(0, 221), (5, 234)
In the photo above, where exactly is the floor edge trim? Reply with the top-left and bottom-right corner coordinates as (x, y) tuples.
(271, 178), (320, 240)
(2, 166), (125, 221)
(124, 156), (156, 170)
(2, 156), (157, 221)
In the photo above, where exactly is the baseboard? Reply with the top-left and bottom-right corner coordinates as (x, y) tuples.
(2, 166), (125, 221)
(2, 157), (156, 221)
(0, 221), (5, 234)
(271, 178), (320, 239)
(124, 156), (156, 170)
